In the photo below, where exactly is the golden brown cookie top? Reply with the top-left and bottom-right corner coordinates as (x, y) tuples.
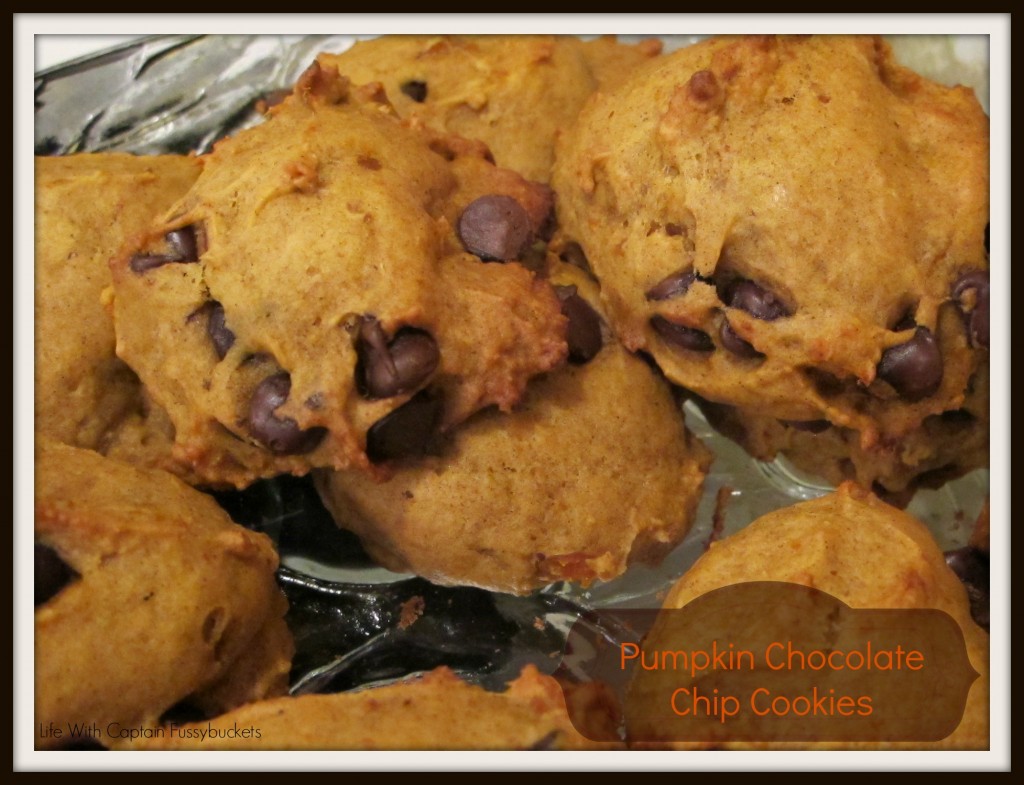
(109, 65), (568, 488)
(318, 35), (661, 182)
(553, 35), (989, 445)
(34, 437), (292, 749)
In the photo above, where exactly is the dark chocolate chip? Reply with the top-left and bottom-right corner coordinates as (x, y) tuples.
(356, 317), (440, 399)
(558, 242), (593, 276)
(650, 315), (714, 353)
(646, 271), (696, 302)
(725, 280), (790, 321)
(365, 390), (443, 463)
(877, 326), (944, 401)
(129, 253), (182, 273)
(555, 285), (603, 364)
(783, 419), (831, 434)
(206, 301), (236, 360)
(984, 223), (989, 254)
(129, 225), (203, 273)
(400, 80), (428, 103)
(952, 270), (989, 349)
(719, 321), (763, 358)
(248, 373), (326, 455)
(166, 225), (199, 262)
(35, 543), (77, 607)
(944, 546), (989, 631)
(458, 195), (532, 262)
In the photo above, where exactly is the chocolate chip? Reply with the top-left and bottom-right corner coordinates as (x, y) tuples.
(248, 373), (326, 455)
(877, 326), (944, 401)
(984, 223), (989, 254)
(205, 301), (236, 360)
(365, 390), (443, 463)
(458, 195), (532, 262)
(356, 317), (440, 399)
(129, 225), (203, 273)
(400, 80), (428, 103)
(719, 321), (763, 358)
(944, 546), (989, 631)
(129, 253), (183, 273)
(166, 225), (199, 262)
(558, 242), (593, 276)
(555, 286), (603, 364)
(783, 419), (831, 434)
(952, 270), (989, 349)
(650, 315), (714, 353)
(646, 271), (696, 302)
(35, 543), (77, 607)
(725, 280), (790, 321)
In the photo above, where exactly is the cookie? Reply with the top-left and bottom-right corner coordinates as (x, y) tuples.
(316, 260), (711, 595)
(638, 483), (988, 750)
(122, 665), (620, 750)
(552, 35), (989, 495)
(318, 35), (661, 182)
(35, 153), (200, 475)
(34, 437), (293, 749)
(698, 356), (989, 505)
(108, 64), (568, 489)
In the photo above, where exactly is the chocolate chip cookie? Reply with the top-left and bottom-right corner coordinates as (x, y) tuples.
(34, 437), (293, 749)
(122, 665), (620, 750)
(552, 35), (989, 496)
(108, 64), (568, 489)
(316, 259), (711, 595)
(35, 153), (200, 475)
(318, 35), (661, 181)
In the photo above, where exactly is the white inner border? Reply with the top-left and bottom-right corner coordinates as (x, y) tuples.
(14, 13), (1010, 774)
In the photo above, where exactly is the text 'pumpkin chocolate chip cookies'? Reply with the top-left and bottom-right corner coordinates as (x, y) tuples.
(316, 260), (712, 595)
(34, 438), (293, 750)
(635, 483), (988, 750)
(552, 35), (989, 497)
(109, 63), (568, 489)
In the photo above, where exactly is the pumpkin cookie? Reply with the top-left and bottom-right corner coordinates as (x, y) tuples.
(108, 64), (568, 489)
(317, 260), (711, 594)
(34, 438), (292, 749)
(35, 153), (200, 476)
(552, 35), (989, 496)
(123, 665), (620, 750)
